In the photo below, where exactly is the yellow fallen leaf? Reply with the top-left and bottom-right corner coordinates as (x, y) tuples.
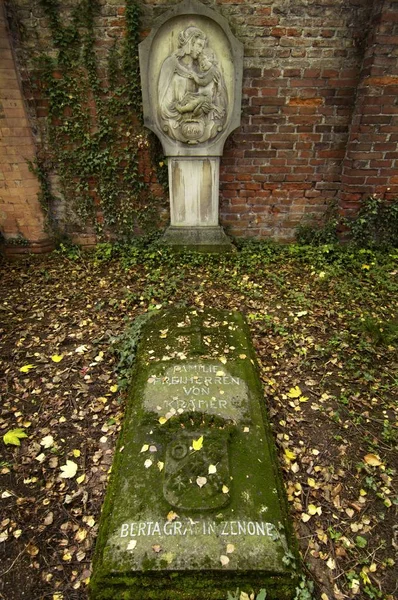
(192, 436), (204, 451)
(307, 478), (316, 487)
(51, 354), (63, 363)
(284, 448), (296, 461)
(301, 513), (311, 522)
(222, 485), (229, 494)
(158, 417), (167, 425)
(110, 385), (118, 393)
(167, 511), (178, 522)
(208, 464), (217, 474)
(364, 454), (382, 466)
(219, 357), (227, 364)
(73, 449), (81, 458)
(220, 555), (230, 566)
(140, 444), (149, 453)
(287, 386), (302, 398)
(226, 543), (235, 554)
(76, 474), (85, 484)
(19, 364), (35, 373)
(308, 504), (321, 516)
(239, 354), (247, 359)
(157, 461), (164, 472)
(75, 528), (87, 542)
(63, 551), (72, 562)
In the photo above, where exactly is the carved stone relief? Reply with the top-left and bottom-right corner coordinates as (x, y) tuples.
(158, 26), (228, 145)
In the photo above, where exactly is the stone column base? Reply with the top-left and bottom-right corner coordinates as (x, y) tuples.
(161, 225), (234, 252)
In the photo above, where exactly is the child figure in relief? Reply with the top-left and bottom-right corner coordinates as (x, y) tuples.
(158, 26), (228, 143)
(176, 49), (227, 123)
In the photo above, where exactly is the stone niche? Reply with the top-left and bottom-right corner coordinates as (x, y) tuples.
(91, 309), (299, 599)
(139, 0), (243, 250)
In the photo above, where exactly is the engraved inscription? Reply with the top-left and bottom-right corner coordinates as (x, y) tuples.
(144, 362), (249, 423)
(120, 520), (276, 538)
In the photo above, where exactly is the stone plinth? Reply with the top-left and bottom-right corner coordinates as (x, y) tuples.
(91, 309), (299, 600)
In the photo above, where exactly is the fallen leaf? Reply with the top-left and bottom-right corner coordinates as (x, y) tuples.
(127, 540), (137, 551)
(196, 476), (207, 488)
(284, 448), (296, 461)
(152, 544), (162, 553)
(144, 459), (153, 469)
(208, 464), (217, 474)
(75, 345), (88, 354)
(220, 555), (230, 566)
(226, 543), (235, 554)
(192, 436), (204, 451)
(157, 461), (164, 472)
(222, 485), (229, 494)
(140, 444), (149, 453)
(40, 435), (54, 449)
(167, 511), (178, 522)
(75, 528), (87, 542)
(59, 460), (78, 479)
(3, 428), (28, 446)
(287, 386), (302, 398)
(364, 454), (382, 466)
(51, 354), (64, 363)
(19, 364), (35, 373)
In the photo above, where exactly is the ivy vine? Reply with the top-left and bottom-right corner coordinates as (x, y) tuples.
(34, 0), (168, 241)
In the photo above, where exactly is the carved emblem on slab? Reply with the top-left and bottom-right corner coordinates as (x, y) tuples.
(158, 26), (228, 144)
(163, 430), (231, 510)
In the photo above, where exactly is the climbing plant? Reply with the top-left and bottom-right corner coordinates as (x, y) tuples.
(34, 0), (168, 241)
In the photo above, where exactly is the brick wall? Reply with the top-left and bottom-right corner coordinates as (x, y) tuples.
(0, 0), (52, 253)
(340, 0), (398, 217)
(2, 0), (397, 246)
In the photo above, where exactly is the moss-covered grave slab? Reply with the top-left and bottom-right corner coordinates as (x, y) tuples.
(91, 309), (299, 599)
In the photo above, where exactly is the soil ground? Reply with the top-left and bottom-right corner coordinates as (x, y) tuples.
(0, 243), (397, 600)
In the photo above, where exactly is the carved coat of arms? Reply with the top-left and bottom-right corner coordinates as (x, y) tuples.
(163, 429), (231, 511)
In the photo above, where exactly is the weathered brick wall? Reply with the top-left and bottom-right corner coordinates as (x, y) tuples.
(340, 0), (398, 216)
(2, 0), (397, 246)
(0, 0), (52, 252)
(215, 0), (373, 239)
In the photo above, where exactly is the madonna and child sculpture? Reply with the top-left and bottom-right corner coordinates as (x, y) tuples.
(158, 26), (228, 145)
(139, 0), (243, 249)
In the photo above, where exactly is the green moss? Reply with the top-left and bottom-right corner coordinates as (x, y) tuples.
(90, 308), (300, 599)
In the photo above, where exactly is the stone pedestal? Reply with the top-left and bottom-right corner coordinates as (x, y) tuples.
(139, 0), (243, 251)
(162, 157), (231, 249)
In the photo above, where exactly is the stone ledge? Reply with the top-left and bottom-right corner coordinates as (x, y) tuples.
(161, 226), (235, 253)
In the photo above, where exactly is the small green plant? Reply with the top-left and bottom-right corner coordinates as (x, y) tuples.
(54, 240), (81, 260)
(111, 312), (154, 389)
(295, 218), (339, 246)
(346, 196), (398, 248)
(360, 317), (398, 347)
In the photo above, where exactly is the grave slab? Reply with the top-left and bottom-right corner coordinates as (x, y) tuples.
(91, 309), (299, 599)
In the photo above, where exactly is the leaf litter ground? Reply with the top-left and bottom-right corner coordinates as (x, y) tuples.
(0, 244), (397, 600)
